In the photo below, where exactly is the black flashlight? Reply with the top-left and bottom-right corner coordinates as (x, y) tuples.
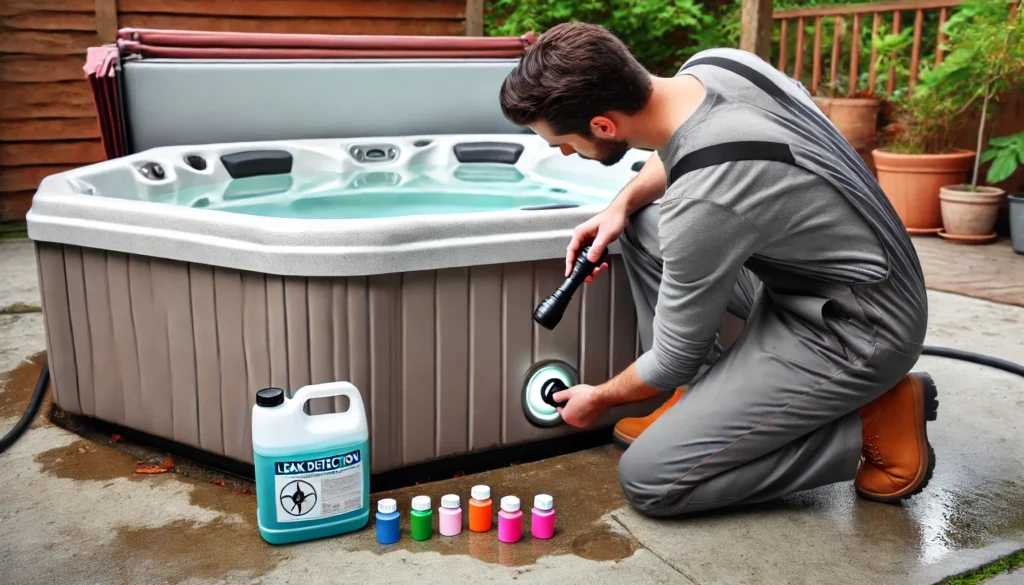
(533, 244), (607, 330)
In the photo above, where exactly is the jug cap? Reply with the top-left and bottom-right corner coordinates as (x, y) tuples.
(441, 494), (460, 509)
(534, 494), (553, 510)
(256, 387), (284, 407)
(471, 485), (490, 501)
(378, 498), (397, 514)
(411, 495), (431, 511)
(501, 496), (520, 512)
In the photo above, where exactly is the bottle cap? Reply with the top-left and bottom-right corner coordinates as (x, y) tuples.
(377, 498), (397, 514)
(471, 485), (490, 501)
(256, 387), (284, 407)
(411, 495), (431, 511)
(500, 496), (520, 512)
(534, 494), (553, 510)
(441, 494), (460, 509)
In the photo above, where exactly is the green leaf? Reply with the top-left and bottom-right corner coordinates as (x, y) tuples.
(980, 149), (999, 163)
(987, 150), (1019, 184)
(989, 136), (1016, 147)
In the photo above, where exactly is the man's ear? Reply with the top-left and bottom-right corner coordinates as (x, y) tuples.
(590, 115), (617, 139)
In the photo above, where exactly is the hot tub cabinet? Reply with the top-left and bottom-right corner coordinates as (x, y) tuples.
(29, 134), (673, 472)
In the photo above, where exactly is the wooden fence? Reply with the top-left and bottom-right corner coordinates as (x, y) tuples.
(0, 0), (483, 224)
(772, 0), (1024, 194)
(773, 0), (1019, 97)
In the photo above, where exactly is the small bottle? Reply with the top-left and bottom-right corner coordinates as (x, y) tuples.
(531, 494), (555, 539)
(375, 498), (400, 545)
(468, 485), (493, 533)
(410, 495), (433, 541)
(497, 495), (523, 543)
(439, 494), (462, 536)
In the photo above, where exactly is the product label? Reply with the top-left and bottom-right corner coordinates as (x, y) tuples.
(274, 449), (363, 523)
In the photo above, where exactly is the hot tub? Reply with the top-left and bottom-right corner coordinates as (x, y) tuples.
(28, 133), (675, 472)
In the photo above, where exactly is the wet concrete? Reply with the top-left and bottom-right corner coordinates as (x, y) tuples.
(0, 239), (40, 313)
(1, 235), (1023, 585)
(35, 439), (142, 482)
(338, 445), (641, 567)
(0, 350), (45, 421)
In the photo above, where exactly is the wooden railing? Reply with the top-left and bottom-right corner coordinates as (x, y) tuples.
(773, 0), (1019, 98)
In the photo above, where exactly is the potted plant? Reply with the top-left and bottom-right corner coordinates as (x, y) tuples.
(814, 87), (881, 153)
(934, 1), (1024, 243)
(871, 1), (1022, 236)
(984, 131), (1024, 253)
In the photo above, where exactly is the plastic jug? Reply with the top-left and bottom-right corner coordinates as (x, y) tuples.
(252, 382), (370, 545)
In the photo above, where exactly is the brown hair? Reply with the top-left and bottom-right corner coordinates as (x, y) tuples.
(499, 22), (653, 137)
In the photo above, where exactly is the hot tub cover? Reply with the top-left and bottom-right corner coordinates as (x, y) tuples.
(84, 28), (538, 160)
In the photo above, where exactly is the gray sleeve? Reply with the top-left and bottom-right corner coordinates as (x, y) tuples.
(635, 180), (764, 391)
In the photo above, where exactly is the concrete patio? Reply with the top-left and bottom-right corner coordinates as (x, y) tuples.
(1, 236), (1022, 585)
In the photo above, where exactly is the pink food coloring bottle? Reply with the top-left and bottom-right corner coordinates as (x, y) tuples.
(497, 496), (522, 543)
(439, 494), (462, 536)
(531, 494), (555, 539)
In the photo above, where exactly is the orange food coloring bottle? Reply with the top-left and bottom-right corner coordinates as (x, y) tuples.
(469, 485), (493, 532)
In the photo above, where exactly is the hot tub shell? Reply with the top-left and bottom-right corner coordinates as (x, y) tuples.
(29, 134), (677, 473)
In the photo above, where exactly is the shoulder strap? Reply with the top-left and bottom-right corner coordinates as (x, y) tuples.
(668, 141), (795, 185)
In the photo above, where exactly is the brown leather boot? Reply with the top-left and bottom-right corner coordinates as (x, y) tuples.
(612, 388), (685, 447)
(856, 372), (938, 503)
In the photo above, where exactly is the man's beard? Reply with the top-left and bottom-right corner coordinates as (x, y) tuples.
(581, 137), (630, 167)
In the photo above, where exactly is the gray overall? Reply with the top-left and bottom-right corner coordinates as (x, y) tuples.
(615, 49), (929, 516)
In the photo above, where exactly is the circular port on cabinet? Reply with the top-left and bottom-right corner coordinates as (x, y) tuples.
(522, 360), (577, 427)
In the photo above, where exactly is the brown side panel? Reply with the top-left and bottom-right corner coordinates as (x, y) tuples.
(284, 277), (310, 395)
(61, 246), (90, 416)
(501, 261), (537, 444)
(35, 244), (79, 414)
(468, 264), (502, 451)
(307, 277), (335, 414)
(368, 273), (402, 471)
(330, 279), (351, 414)
(153, 258), (200, 448)
(129, 255), (174, 439)
(580, 265), (611, 384)
(435, 267), (469, 457)
(81, 248), (119, 420)
(106, 252), (138, 427)
(346, 277), (371, 441)
(242, 271), (271, 455)
(400, 270), (436, 465)
(265, 276), (289, 391)
(609, 255), (638, 377)
(214, 268), (248, 460)
(189, 264), (224, 454)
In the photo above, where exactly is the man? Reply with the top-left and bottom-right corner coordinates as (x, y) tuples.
(499, 22), (936, 517)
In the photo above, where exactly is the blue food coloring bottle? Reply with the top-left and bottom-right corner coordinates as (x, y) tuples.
(375, 498), (400, 544)
(252, 382), (370, 545)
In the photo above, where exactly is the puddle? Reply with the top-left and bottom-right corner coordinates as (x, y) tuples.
(35, 439), (142, 482)
(338, 444), (640, 567)
(571, 525), (640, 561)
(0, 350), (47, 420)
(907, 479), (1024, 564)
(188, 479), (258, 521)
(113, 518), (278, 582)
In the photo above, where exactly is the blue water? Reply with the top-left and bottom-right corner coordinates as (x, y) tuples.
(254, 439), (370, 545)
(167, 166), (611, 220)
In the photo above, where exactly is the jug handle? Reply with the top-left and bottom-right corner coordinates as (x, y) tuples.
(291, 381), (366, 421)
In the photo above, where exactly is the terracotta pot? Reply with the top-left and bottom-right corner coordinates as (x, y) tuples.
(814, 97), (880, 150)
(939, 185), (1006, 238)
(872, 149), (975, 234)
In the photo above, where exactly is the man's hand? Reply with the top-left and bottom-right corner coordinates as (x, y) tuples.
(552, 384), (610, 428)
(565, 204), (627, 282)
